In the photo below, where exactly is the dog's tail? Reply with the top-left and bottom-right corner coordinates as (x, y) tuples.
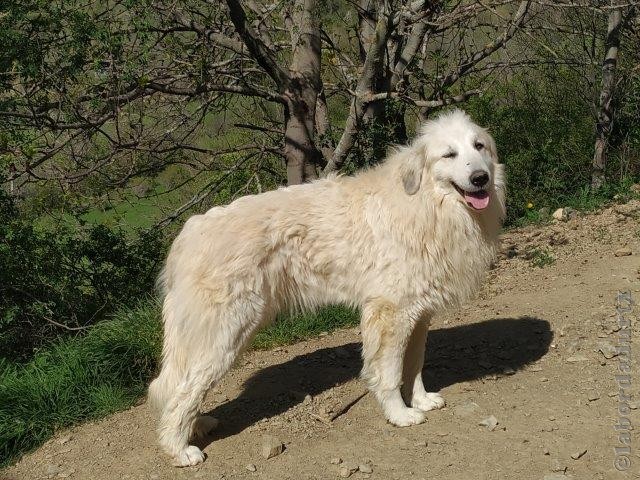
(148, 290), (187, 413)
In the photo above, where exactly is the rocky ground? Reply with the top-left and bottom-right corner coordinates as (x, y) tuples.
(4, 200), (640, 480)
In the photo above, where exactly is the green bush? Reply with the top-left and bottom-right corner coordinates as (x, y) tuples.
(466, 69), (640, 225)
(0, 190), (166, 362)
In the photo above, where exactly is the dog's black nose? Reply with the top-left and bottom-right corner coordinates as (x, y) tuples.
(470, 170), (489, 187)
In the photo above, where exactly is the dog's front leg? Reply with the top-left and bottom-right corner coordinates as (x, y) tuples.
(401, 316), (446, 412)
(360, 300), (426, 426)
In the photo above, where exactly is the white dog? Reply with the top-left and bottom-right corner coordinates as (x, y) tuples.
(148, 109), (506, 466)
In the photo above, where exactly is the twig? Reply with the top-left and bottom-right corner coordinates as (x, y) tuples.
(312, 388), (369, 424)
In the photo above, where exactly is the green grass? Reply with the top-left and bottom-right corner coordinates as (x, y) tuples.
(81, 194), (171, 230)
(0, 301), (163, 467)
(562, 178), (639, 213)
(253, 305), (359, 349)
(527, 247), (556, 268)
(0, 301), (359, 467)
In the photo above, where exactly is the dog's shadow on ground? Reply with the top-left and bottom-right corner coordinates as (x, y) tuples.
(201, 316), (551, 446)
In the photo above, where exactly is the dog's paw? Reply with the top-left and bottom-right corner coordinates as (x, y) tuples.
(412, 392), (445, 412)
(192, 415), (219, 439)
(173, 445), (205, 467)
(386, 407), (426, 427)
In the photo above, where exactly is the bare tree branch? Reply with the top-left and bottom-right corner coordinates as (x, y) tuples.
(223, 0), (290, 88)
(324, 0), (394, 175)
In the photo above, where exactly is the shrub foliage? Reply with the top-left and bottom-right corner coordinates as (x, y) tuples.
(0, 190), (165, 361)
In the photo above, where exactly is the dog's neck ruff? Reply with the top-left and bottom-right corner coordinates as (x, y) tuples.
(372, 183), (502, 313)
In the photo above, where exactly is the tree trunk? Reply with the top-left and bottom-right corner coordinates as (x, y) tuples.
(592, 2), (623, 190)
(282, 0), (323, 185)
(283, 94), (322, 185)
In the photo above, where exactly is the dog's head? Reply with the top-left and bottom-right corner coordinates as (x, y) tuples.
(400, 109), (505, 214)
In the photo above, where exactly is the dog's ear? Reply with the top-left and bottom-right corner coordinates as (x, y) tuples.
(399, 146), (426, 195)
(484, 129), (499, 163)
(493, 162), (507, 220)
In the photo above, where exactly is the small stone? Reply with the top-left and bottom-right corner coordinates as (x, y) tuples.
(261, 434), (284, 459)
(571, 448), (587, 460)
(587, 392), (600, 402)
(454, 401), (481, 417)
(598, 341), (619, 359)
(45, 463), (61, 478)
(552, 208), (566, 221)
(330, 457), (343, 465)
(565, 207), (578, 220)
(339, 462), (358, 478)
(413, 440), (428, 447)
(628, 400), (640, 410)
(548, 233), (568, 246)
(502, 366), (516, 375)
(246, 464), (257, 472)
(550, 458), (567, 472)
(57, 435), (73, 445)
(359, 464), (373, 474)
(566, 355), (588, 363)
(552, 207), (578, 221)
(58, 470), (76, 479)
(543, 447), (550, 455)
(614, 247), (632, 257)
(479, 415), (499, 431)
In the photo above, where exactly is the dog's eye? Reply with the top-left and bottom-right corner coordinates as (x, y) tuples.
(474, 141), (484, 151)
(443, 151), (457, 159)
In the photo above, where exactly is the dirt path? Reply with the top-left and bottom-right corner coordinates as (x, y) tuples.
(4, 202), (640, 480)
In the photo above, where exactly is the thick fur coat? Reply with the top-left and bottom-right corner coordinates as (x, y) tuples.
(149, 110), (506, 466)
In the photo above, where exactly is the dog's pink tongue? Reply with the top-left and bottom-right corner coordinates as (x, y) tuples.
(464, 190), (490, 210)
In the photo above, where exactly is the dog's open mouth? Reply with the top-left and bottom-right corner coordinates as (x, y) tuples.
(452, 183), (490, 210)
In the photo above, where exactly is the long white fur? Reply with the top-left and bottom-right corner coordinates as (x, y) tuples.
(148, 110), (506, 466)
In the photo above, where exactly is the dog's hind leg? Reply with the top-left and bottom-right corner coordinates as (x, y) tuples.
(157, 362), (221, 466)
(360, 300), (426, 427)
(156, 300), (259, 467)
(401, 316), (445, 412)
(149, 294), (220, 440)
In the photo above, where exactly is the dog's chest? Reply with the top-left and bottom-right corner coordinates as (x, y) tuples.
(403, 221), (498, 310)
